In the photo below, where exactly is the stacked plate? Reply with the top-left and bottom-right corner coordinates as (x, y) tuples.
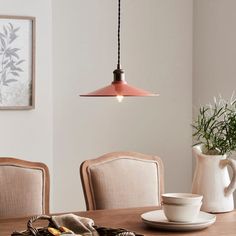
(141, 210), (216, 231)
(141, 193), (216, 231)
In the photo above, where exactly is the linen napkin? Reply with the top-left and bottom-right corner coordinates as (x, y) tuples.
(51, 214), (140, 236)
(51, 214), (99, 236)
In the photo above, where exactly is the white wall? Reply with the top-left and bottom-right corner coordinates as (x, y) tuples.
(193, 0), (236, 105)
(52, 0), (193, 212)
(0, 0), (53, 205)
(193, 0), (236, 202)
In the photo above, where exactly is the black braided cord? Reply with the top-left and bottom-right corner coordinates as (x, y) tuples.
(117, 0), (121, 69)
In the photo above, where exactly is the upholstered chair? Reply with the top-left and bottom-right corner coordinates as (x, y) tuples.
(0, 158), (50, 219)
(80, 152), (164, 210)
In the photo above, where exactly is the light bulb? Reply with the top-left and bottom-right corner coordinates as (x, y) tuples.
(116, 95), (124, 103)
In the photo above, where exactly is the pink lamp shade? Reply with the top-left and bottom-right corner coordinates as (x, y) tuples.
(80, 68), (158, 97)
(80, 80), (158, 97)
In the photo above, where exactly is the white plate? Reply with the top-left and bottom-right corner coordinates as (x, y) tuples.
(141, 210), (216, 231)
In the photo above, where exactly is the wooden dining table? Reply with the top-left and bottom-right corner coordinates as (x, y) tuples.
(0, 206), (236, 236)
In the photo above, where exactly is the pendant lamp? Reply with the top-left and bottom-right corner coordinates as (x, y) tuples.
(80, 0), (158, 102)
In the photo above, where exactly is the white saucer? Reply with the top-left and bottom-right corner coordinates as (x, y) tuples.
(141, 210), (216, 231)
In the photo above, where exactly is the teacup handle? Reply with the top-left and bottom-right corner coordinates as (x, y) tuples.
(221, 158), (236, 196)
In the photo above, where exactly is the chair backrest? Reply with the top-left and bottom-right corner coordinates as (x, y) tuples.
(80, 151), (164, 210)
(0, 157), (50, 219)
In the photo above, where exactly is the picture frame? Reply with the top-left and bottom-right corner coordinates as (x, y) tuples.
(0, 16), (35, 110)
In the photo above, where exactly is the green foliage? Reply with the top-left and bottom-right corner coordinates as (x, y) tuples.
(192, 95), (236, 155)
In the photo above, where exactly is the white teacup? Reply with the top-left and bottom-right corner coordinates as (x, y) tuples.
(161, 193), (203, 222)
(162, 202), (202, 222)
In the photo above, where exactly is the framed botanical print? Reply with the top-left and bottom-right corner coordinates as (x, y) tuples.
(0, 16), (35, 110)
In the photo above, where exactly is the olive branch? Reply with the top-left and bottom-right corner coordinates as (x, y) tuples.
(192, 93), (236, 156)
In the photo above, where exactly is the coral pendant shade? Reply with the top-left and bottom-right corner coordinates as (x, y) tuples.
(80, 68), (158, 97)
(80, 81), (158, 97)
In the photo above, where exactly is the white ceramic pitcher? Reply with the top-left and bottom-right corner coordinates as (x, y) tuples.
(192, 145), (236, 213)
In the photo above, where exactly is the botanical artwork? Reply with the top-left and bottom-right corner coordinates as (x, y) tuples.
(0, 16), (34, 109)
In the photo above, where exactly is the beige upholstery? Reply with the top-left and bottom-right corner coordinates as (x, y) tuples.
(0, 158), (49, 219)
(80, 152), (164, 210)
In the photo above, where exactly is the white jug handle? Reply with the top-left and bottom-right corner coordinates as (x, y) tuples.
(223, 158), (236, 196)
